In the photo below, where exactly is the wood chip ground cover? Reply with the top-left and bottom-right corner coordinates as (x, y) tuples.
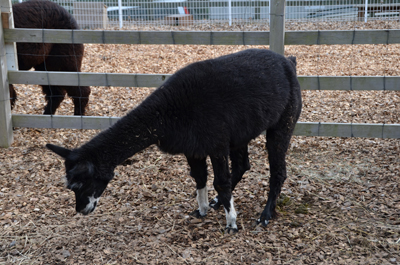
(1, 21), (399, 264)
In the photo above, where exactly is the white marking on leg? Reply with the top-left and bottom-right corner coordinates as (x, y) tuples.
(196, 187), (209, 216)
(210, 197), (218, 207)
(82, 194), (99, 214)
(224, 197), (237, 230)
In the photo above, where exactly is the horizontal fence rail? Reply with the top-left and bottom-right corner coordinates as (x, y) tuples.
(9, 71), (169, 88)
(8, 71), (400, 91)
(4, 29), (400, 45)
(11, 114), (400, 139)
(294, 122), (400, 138)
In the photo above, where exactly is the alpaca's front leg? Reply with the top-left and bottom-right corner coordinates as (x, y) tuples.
(210, 155), (238, 233)
(186, 156), (209, 218)
(196, 186), (209, 216)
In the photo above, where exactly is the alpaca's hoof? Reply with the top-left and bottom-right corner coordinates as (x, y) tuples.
(257, 218), (270, 227)
(209, 197), (222, 210)
(189, 209), (206, 219)
(225, 226), (238, 234)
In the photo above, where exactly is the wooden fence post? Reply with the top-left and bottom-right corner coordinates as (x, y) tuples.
(0, 0), (18, 147)
(270, 0), (286, 55)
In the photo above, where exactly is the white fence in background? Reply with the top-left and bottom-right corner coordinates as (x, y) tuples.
(11, 0), (400, 29)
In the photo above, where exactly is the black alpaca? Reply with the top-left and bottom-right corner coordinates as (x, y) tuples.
(46, 49), (302, 232)
(9, 0), (90, 115)
(8, 85), (16, 109)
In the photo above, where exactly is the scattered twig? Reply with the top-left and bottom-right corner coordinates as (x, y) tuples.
(161, 241), (189, 265)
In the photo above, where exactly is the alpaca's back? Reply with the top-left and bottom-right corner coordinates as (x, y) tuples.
(13, 0), (79, 30)
(141, 49), (301, 156)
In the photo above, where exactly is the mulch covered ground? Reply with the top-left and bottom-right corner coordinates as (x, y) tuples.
(1, 21), (399, 264)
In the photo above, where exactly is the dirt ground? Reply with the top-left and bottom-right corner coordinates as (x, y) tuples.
(1, 21), (400, 264)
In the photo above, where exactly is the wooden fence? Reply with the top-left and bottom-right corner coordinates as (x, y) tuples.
(1, 0), (399, 147)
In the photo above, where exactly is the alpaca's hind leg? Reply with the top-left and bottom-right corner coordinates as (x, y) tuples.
(67, 86), (91, 115)
(210, 155), (237, 233)
(9, 85), (17, 109)
(210, 146), (250, 210)
(34, 63), (66, 115)
(258, 129), (292, 226)
(258, 89), (301, 227)
(186, 156), (209, 218)
(42, 85), (66, 115)
(40, 44), (90, 115)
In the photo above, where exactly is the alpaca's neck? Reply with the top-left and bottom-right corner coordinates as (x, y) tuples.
(81, 109), (160, 168)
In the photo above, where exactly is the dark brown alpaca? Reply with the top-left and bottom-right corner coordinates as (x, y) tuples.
(9, 0), (90, 115)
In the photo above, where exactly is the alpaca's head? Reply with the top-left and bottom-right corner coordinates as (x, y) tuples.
(46, 144), (111, 215)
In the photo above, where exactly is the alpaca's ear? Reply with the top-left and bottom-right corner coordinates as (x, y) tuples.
(46, 144), (71, 159)
(287, 56), (297, 67)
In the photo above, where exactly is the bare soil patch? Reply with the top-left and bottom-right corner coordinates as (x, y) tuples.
(1, 21), (399, 264)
